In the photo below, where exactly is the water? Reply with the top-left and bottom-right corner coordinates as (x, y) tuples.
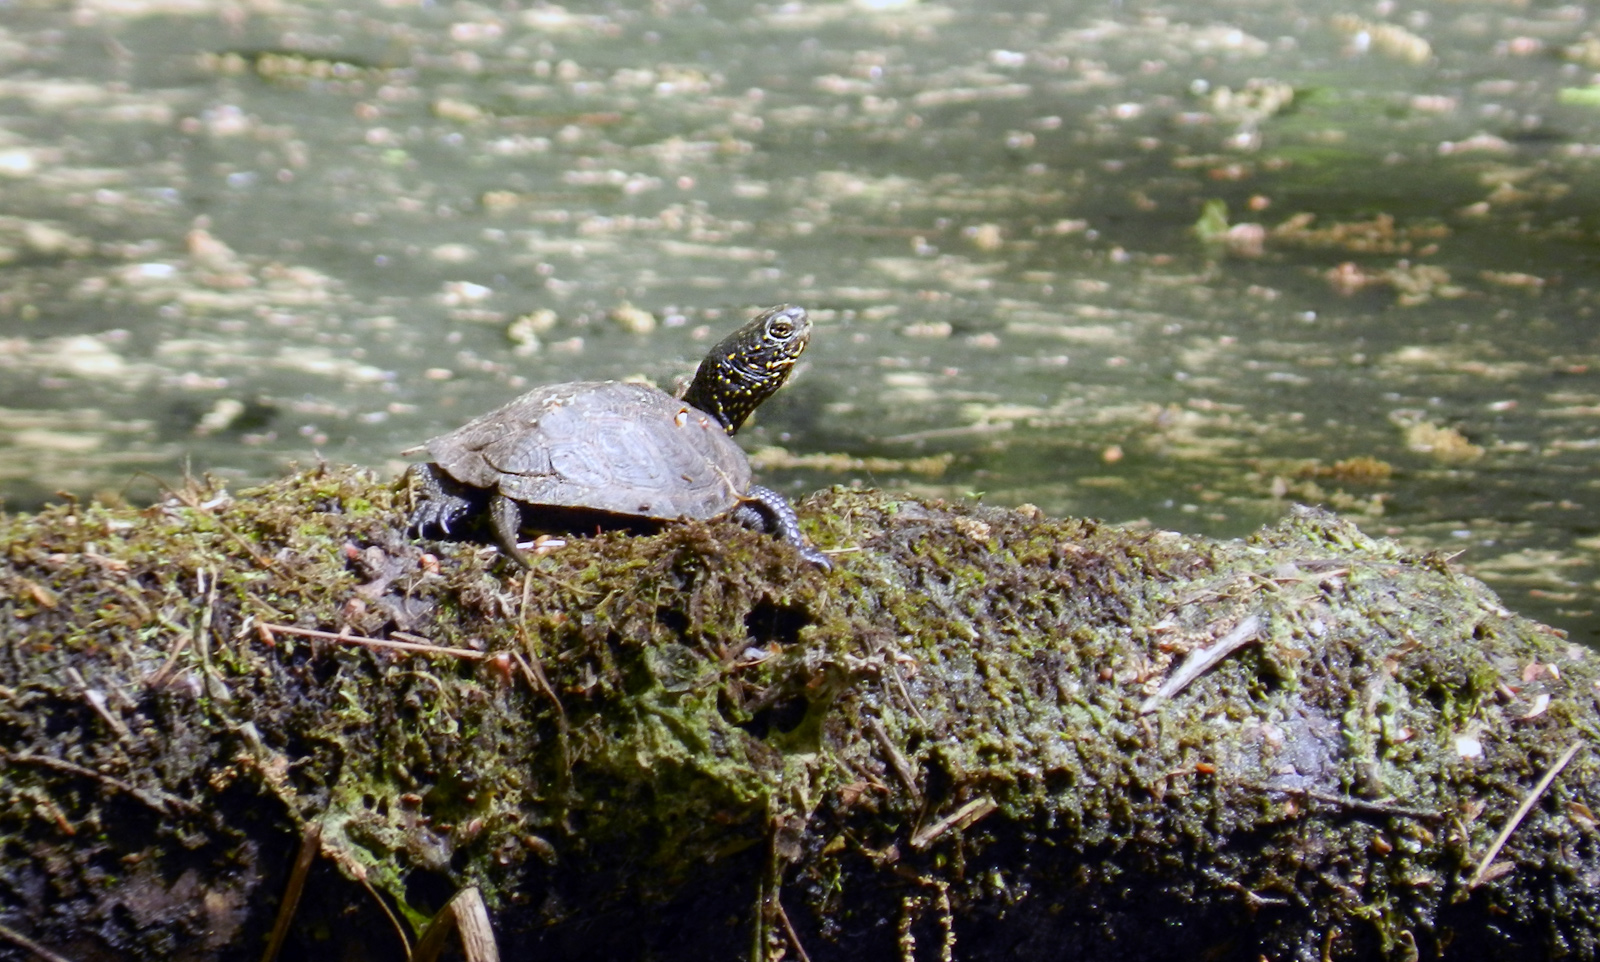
(1, 0), (1599, 641)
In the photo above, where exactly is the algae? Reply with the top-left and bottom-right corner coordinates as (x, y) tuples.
(0, 467), (1595, 961)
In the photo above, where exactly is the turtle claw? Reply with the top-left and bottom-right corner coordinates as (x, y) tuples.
(408, 464), (473, 537)
(407, 466), (531, 568)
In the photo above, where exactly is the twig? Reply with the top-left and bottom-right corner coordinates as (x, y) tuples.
(1139, 614), (1262, 715)
(755, 806), (782, 962)
(774, 897), (813, 962)
(516, 573), (574, 803)
(145, 612), (194, 690)
(512, 649), (574, 804)
(753, 853), (768, 962)
(886, 658), (927, 729)
(64, 667), (134, 745)
(1469, 741), (1584, 888)
(195, 568), (233, 702)
(511, 650), (565, 725)
(866, 716), (921, 805)
(910, 796), (998, 851)
(1237, 783), (1442, 821)
(261, 822), (321, 962)
(257, 623), (488, 661)
(0, 921), (77, 962)
(286, 818), (411, 958)
(4, 750), (196, 815)
(414, 887), (501, 962)
(353, 870), (411, 960)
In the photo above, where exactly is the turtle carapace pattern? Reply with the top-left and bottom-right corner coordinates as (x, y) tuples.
(407, 304), (828, 568)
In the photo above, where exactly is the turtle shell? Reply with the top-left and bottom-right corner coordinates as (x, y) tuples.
(424, 380), (752, 520)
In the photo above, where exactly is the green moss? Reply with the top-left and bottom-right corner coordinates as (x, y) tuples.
(0, 471), (1595, 959)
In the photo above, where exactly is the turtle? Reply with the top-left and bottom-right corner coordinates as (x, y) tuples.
(406, 304), (828, 568)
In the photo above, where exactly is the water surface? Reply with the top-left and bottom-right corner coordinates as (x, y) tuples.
(2, 0), (1599, 640)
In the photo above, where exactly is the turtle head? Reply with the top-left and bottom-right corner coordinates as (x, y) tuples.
(683, 304), (811, 435)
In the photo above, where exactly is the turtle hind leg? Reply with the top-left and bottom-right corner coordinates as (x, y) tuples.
(488, 492), (533, 569)
(734, 485), (831, 568)
(408, 463), (475, 536)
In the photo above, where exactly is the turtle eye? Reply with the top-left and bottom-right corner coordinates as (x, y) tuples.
(767, 318), (794, 339)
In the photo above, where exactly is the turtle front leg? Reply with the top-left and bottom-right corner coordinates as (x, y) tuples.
(487, 492), (533, 569)
(408, 463), (475, 536)
(734, 485), (831, 568)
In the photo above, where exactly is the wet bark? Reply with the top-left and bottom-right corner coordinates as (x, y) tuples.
(0, 467), (1596, 962)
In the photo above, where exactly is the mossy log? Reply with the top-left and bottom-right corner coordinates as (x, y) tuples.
(1, 467), (1597, 962)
